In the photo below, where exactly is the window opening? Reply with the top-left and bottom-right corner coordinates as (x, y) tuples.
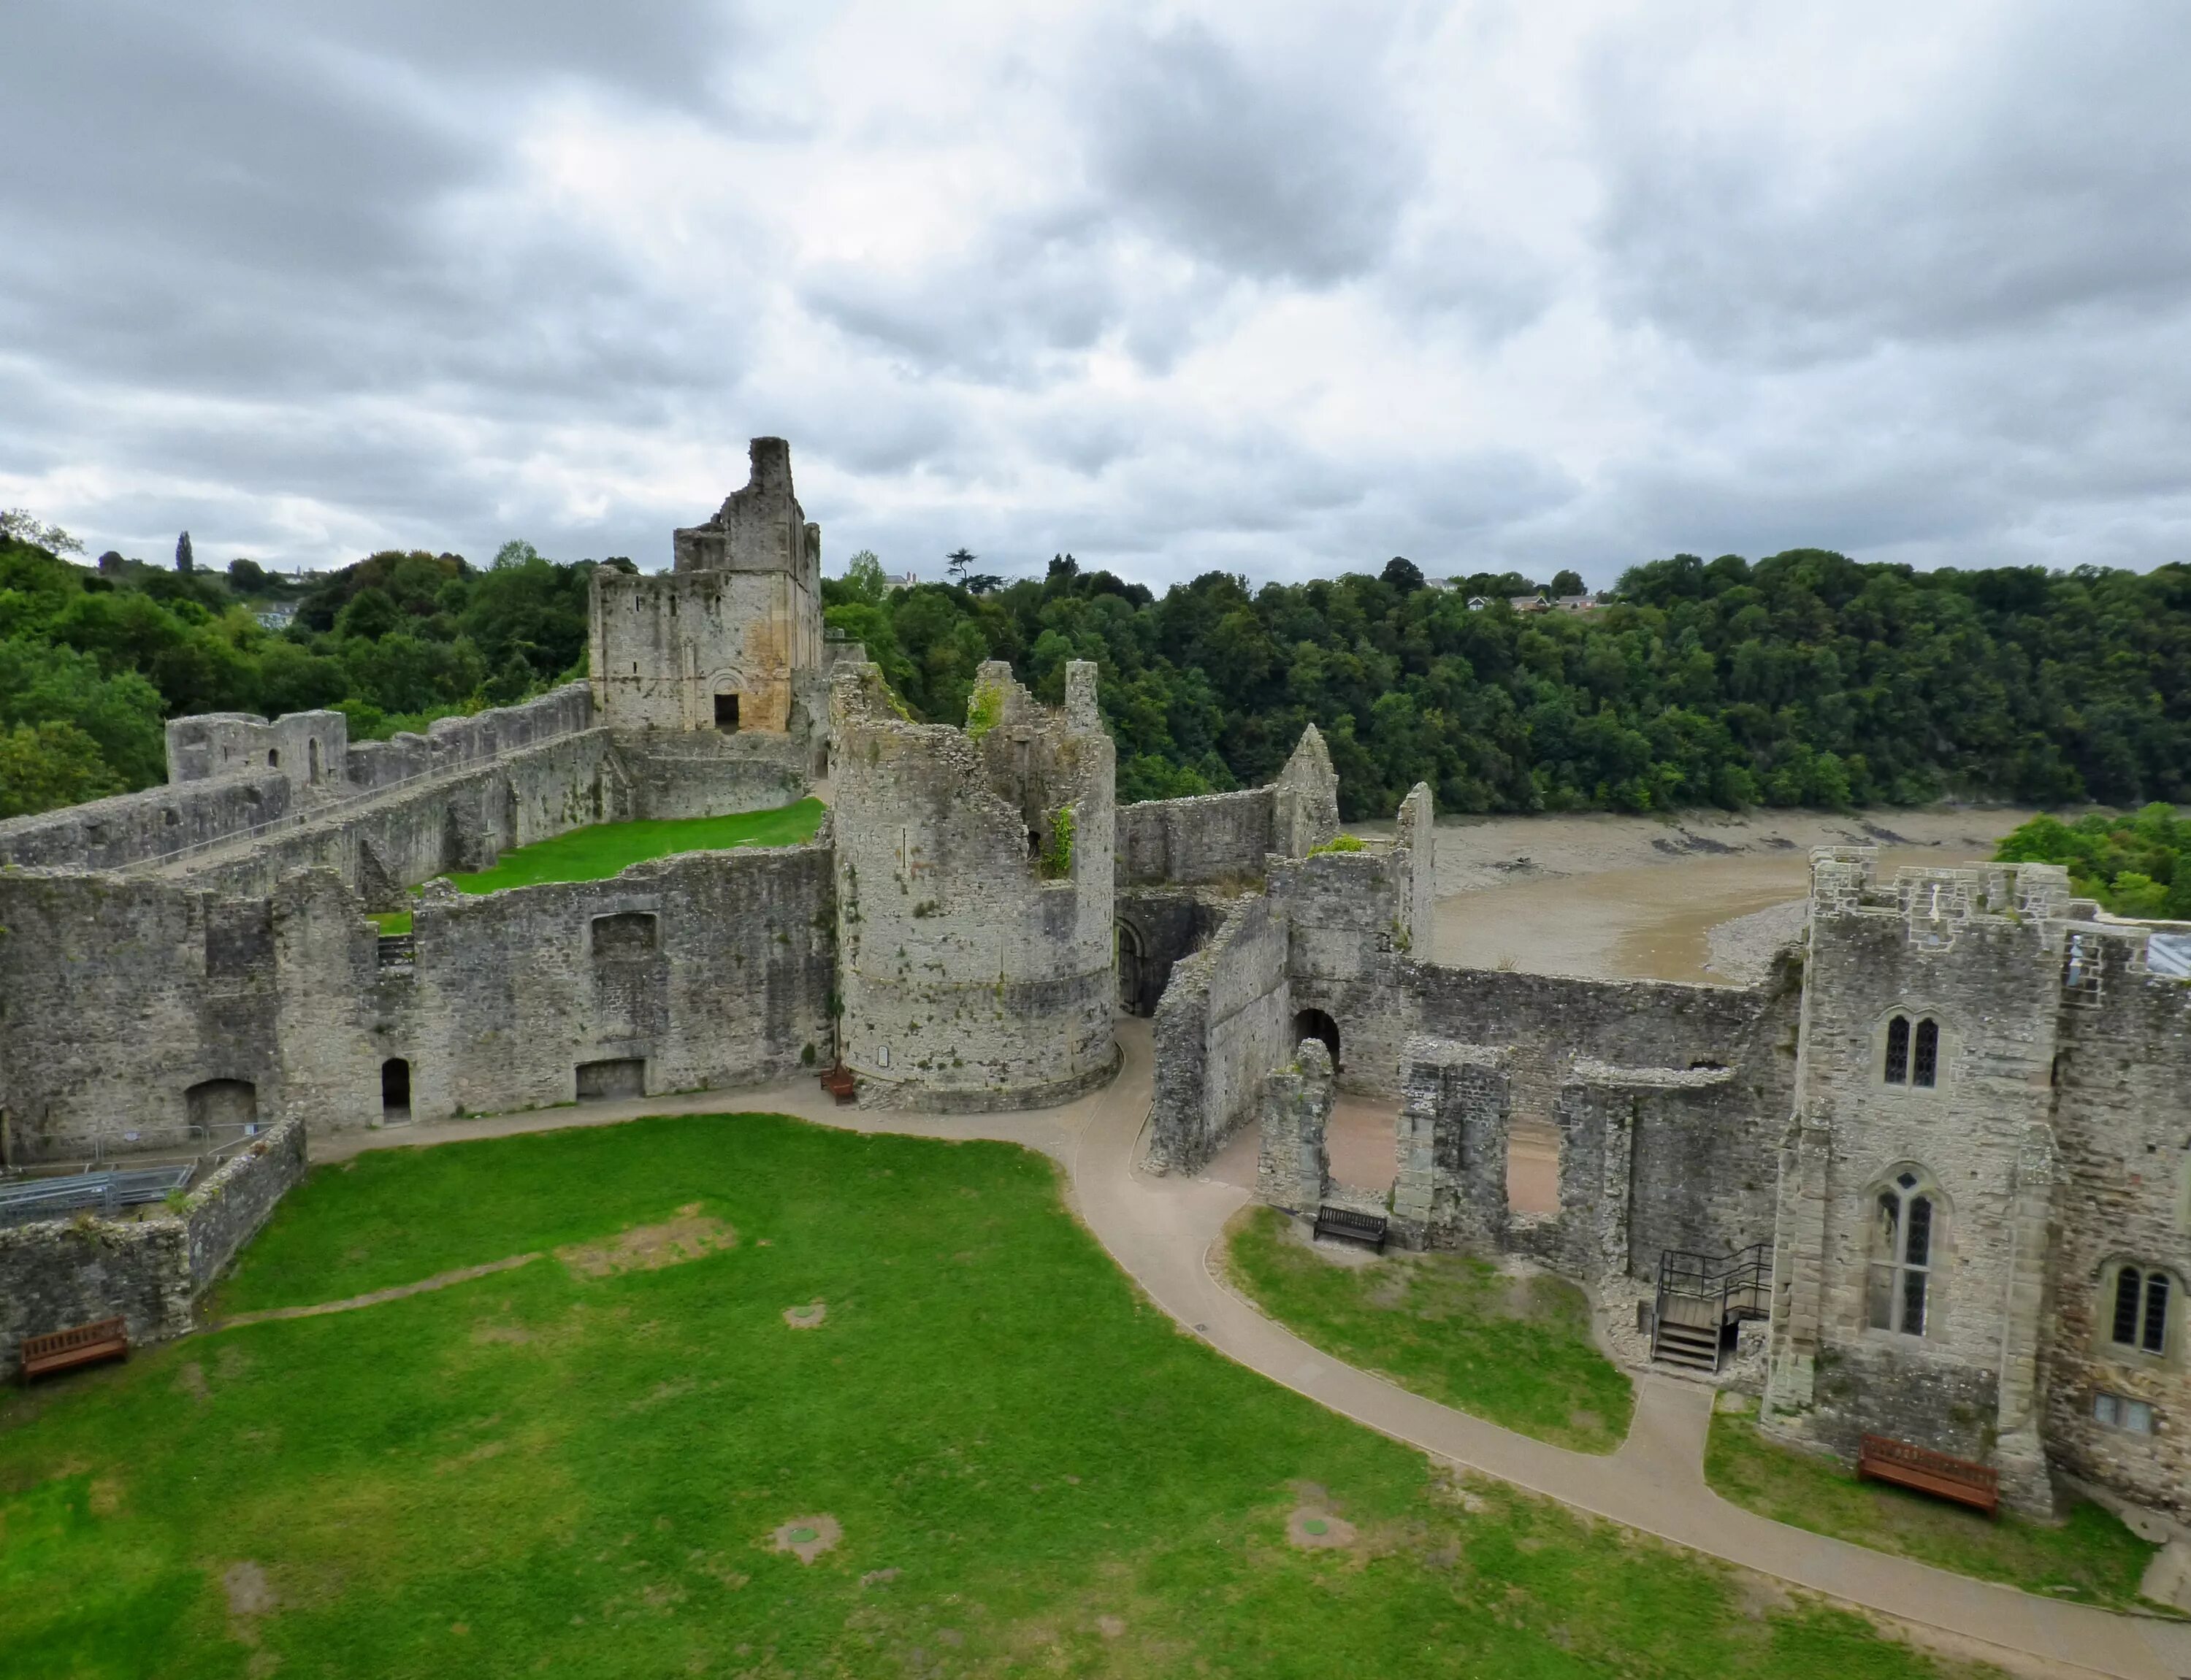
(2113, 1265), (2172, 1355)
(1884, 1016), (1910, 1084)
(714, 692), (740, 731)
(267, 748), (280, 768)
(1911, 1019), (1938, 1087)
(1867, 1172), (1935, 1335)
(2095, 1392), (2156, 1434)
(308, 738), (321, 781)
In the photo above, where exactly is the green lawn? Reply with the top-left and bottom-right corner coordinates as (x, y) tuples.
(0, 1116), (1992, 1679)
(1225, 1205), (1634, 1454)
(1707, 1408), (2161, 1612)
(440, 799), (827, 894)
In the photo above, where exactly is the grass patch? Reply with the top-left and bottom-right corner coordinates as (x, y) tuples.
(1707, 1410), (2160, 1611)
(1225, 1204), (1634, 1453)
(368, 910), (412, 936)
(0, 1116), (1984, 1679)
(438, 799), (825, 894)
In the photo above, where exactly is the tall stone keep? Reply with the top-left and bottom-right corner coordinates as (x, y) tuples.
(830, 659), (1118, 1110)
(589, 437), (825, 735)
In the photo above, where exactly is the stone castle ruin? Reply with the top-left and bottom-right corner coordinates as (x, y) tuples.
(1, 437), (2184, 1543)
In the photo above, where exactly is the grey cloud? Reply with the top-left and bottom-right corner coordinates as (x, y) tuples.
(1586, 7), (2191, 363)
(1083, 19), (1423, 285)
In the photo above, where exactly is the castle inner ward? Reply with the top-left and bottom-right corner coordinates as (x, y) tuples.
(1, 439), (2184, 1539)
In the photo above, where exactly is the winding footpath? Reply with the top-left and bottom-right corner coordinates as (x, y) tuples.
(321, 1020), (2191, 1680)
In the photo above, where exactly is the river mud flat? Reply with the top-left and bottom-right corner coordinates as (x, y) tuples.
(1414, 806), (2038, 986)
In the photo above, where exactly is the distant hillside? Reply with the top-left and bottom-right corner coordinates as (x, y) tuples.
(3, 532), (2187, 824)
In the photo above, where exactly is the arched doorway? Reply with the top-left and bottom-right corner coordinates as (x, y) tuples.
(1115, 918), (1148, 1015)
(381, 1057), (412, 1121)
(186, 1078), (257, 1137)
(1292, 1007), (1339, 1070)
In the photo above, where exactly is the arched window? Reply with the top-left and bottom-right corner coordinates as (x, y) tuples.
(1883, 1013), (1940, 1088)
(2110, 1265), (2173, 1357)
(1867, 1170), (1939, 1335)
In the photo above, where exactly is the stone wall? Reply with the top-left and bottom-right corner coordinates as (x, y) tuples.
(2043, 921), (2191, 1522)
(0, 685), (598, 876)
(616, 729), (815, 821)
(1268, 782), (1434, 1094)
(1147, 893), (1291, 1173)
(1113, 887), (1230, 1017)
(1116, 789), (1274, 888)
(589, 438), (824, 734)
(0, 840), (835, 1160)
(1762, 854), (2073, 1514)
(830, 660), (1117, 1111)
(1257, 1038), (1334, 1213)
(0, 1116), (306, 1378)
(399, 842), (835, 1119)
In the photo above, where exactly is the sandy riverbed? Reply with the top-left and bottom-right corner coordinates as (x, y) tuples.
(1384, 805), (2037, 986)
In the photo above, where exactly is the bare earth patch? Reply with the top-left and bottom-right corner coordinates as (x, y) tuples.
(223, 1560), (277, 1616)
(771, 1514), (842, 1564)
(1286, 1507), (1358, 1550)
(556, 1204), (738, 1278)
(782, 1300), (827, 1329)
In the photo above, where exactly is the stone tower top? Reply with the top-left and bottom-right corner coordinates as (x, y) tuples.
(672, 437), (820, 586)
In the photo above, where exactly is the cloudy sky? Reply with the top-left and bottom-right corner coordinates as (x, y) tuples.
(4, 1), (2188, 588)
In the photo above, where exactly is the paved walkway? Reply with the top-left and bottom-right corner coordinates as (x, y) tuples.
(325, 1022), (2191, 1680)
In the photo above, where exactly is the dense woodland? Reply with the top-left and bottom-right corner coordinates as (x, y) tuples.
(4, 513), (2190, 825)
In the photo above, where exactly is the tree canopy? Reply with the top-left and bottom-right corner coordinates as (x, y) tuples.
(3, 527), (2187, 826)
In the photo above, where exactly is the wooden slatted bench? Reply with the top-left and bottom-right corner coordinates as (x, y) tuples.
(1313, 1205), (1388, 1253)
(20, 1317), (129, 1384)
(1857, 1434), (1999, 1516)
(818, 1064), (857, 1105)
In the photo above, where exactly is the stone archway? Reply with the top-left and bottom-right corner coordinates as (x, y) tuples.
(1115, 918), (1149, 1016)
(1293, 1007), (1340, 1070)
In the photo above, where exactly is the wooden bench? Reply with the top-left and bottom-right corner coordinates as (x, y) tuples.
(20, 1318), (129, 1384)
(1857, 1434), (1999, 1516)
(818, 1064), (857, 1106)
(1313, 1205), (1388, 1253)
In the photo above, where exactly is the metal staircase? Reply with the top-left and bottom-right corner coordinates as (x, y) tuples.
(1650, 1243), (1770, 1373)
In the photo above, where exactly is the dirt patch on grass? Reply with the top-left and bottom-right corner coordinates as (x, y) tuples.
(771, 1514), (842, 1563)
(1286, 1507), (1358, 1550)
(470, 1320), (535, 1345)
(223, 1560), (277, 1616)
(783, 1300), (827, 1329)
(556, 1203), (737, 1278)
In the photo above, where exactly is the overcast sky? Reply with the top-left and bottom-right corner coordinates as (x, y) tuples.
(4, 1), (2188, 589)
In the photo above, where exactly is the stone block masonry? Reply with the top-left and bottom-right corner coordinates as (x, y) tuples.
(1257, 1039), (1335, 1213)
(830, 659), (1117, 1111)
(0, 1116), (306, 1380)
(1147, 893), (1292, 1173)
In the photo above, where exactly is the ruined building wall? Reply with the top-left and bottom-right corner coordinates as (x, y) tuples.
(0, 686), (598, 875)
(395, 843), (834, 1120)
(2041, 921), (2191, 1522)
(1388, 970), (1795, 1271)
(1113, 887), (1231, 1018)
(0, 1117), (307, 1379)
(1268, 782), (1435, 1094)
(830, 660), (1117, 1111)
(1147, 893), (1291, 1173)
(590, 437), (824, 736)
(1762, 854), (2071, 1514)
(1257, 1038), (1335, 1213)
(1114, 724), (1340, 890)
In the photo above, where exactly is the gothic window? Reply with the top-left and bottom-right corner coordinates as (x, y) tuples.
(1882, 1013), (1940, 1088)
(1867, 1171), (1938, 1336)
(2108, 1264), (2174, 1357)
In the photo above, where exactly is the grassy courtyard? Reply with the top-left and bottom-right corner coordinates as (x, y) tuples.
(1705, 1408), (2161, 1612)
(1225, 1205), (1635, 1453)
(366, 800), (827, 932)
(1, 1116), (1991, 1679)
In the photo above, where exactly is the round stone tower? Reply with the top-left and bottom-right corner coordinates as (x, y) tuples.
(829, 659), (1117, 1109)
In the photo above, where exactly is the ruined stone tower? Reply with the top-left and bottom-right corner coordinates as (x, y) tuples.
(829, 659), (1118, 1109)
(588, 437), (825, 736)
